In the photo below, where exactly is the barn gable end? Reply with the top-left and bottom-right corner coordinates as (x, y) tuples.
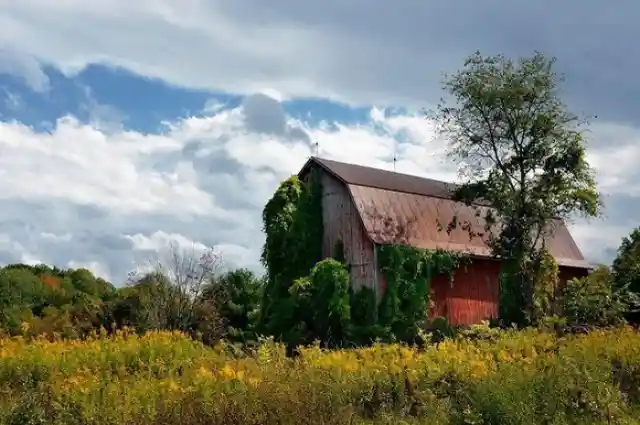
(300, 162), (379, 293)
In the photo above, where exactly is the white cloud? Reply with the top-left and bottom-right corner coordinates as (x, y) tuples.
(569, 222), (628, 264)
(0, 48), (49, 92)
(20, 254), (44, 266)
(126, 230), (208, 253)
(0, 96), (457, 281)
(40, 232), (72, 242)
(0, 91), (638, 282)
(258, 88), (285, 102)
(587, 122), (640, 195)
(0, 116), (220, 216)
(67, 260), (111, 281)
(125, 231), (253, 277)
(0, 233), (42, 266)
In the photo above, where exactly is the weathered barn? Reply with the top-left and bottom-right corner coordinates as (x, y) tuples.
(298, 156), (592, 325)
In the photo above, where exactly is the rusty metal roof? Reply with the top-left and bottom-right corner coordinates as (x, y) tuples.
(303, 156), (458, 199)
(299, 157), (591, 269)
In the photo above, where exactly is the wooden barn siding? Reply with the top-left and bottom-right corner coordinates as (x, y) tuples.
(425, 259), (590, 326)
(428, 259), (500, 325)
(319, 171), (377, 291)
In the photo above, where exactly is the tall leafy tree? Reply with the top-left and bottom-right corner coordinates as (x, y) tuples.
(201, 268), (263, 344)
(433, 51), (601, 325)
(612, 227), (640, 296)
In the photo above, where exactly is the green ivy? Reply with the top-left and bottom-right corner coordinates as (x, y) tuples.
(498, 262), (526, 327)
(562, 266), (628, 327)
(290, 258), (351, 347)
(376, 244), (468, 343)
(260, 168), (469, 349)
(499, 249), (560, 328)
(349, 286), (382, 345)
(531, 248), (560, 324)
(259, 168), (324, 345)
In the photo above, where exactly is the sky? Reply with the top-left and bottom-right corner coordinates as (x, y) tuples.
(1, 0), (639, 284)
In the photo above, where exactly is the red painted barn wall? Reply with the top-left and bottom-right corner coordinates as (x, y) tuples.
(426, 260), (590, 325)
(428, 259), (501, 325)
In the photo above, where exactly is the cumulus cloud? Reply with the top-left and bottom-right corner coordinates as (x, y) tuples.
(0, 116), (218, 216)
(0, 88), (638, 283)
(126, 231), (208, 253)
(0, 92), (457, 282)
(586, 123), (640, 196)
(126, 230), (255, 276)
(67, 260), (112, 282)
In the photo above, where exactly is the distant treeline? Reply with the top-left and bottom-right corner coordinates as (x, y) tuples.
(0, 251), (263, 345)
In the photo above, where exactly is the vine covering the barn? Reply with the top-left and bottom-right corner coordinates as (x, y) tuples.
(376, 244), (469, 343)
(259, 168), (324, 344)
(259, 166), (469, 348)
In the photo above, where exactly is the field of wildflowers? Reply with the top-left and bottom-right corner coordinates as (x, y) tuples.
(1, 326), (640, 425)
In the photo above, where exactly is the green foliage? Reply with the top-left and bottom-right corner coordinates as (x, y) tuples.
(112, 271), (182, 332)
(434, 51), (601, 326)
(349, 286), (382, 344)
(203, 268), (263, 344)
(0, 263), (117, 337)
(531, 248), (560, 324)
(612, 226), (640, 296)
(289, 169), (324, 277)
(290, 258), (351, 347)
(497, 263), (527, 327)
(259, 169), (324, 343)
(457, 320), (503, 342)
(427, 316), (458, 342)
(561, 266), (628, 327)
(0, 268), (49, 312)
(191, 299), (226, 347)
(377, 244), (468, 343)
(261, 171), (323, 285)
(261, 176), (304, 293)
(349, 286), (376, 325)
(111, 267), (262, 347)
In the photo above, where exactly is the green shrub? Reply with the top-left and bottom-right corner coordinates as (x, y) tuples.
(561, 266), (628, 327)
(612, 227), (640, 295)
(457, 320), (502, 343)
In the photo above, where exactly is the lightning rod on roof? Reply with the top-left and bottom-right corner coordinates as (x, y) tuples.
(392, 139), (397, 172)
(314, 141), (319, 157)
